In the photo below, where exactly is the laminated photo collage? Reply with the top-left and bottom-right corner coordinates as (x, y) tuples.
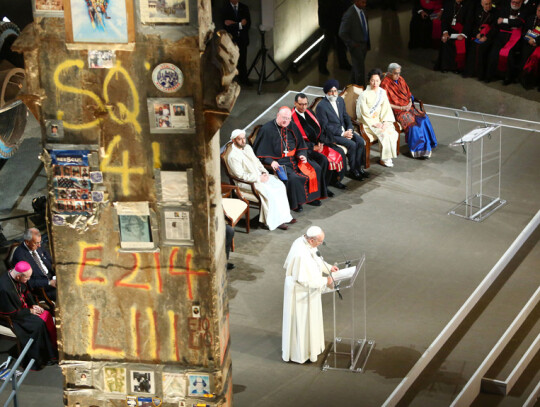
(98, 365), (210, 404)
(50, 150), (103, 218)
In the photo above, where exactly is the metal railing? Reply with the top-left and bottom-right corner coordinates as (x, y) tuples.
(0, 338), (35, 407)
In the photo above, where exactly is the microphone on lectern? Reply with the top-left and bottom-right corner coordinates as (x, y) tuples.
(322, 241), (350, 267)
(316, 251), (342, 300)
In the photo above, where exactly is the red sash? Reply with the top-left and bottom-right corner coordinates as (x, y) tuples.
(297, 161), (318, 194)
(524, 46), (540, 73)
(420, 0), (443, 40)
(291, 109), (343, 172)
(320, 146), (344, 171)
(291, 109), (320, 141)
(283, 147), (296, 157)
(452, 22), (466, 69)
(38, 310), (57, 346)
(498, 28), (522, 72)
(479, 23), (491, 37)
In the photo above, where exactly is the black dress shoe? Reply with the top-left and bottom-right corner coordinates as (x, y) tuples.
(227, 263), (235, 270)
(307, 200), (322, 206)
(360, 169), (370, 178)
(333, 181), (347, 189)
(327, 190), (335, 197)
(294, 205), (303, 212)
(348, 169), (363, 180)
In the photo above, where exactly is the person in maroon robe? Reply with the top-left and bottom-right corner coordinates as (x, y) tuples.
(0, 261), (57, 370)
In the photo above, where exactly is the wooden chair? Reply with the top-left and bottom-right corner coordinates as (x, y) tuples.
(380, 73), (426, 143)
(220, 141), (263, 214)
(0, 314), (21, 354)
(222, 183), (250, 234)
(339, 84), (401, 168)
(247, 125), (261, 147)
(3, 242), (19, 270)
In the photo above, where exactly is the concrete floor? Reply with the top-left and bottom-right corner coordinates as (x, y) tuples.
(0, 3), (539, 406)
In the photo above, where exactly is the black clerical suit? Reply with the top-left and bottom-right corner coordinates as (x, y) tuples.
(253, 120), (328, 211)
(463, 3), (497, 79)
(291, 108), (347, 187)
(486, 3), (528, 82)
(222, 1), (251, 83)
(409, 0), (443, 49)
(0, 273), (57, 369)
(435, 0), (473, 72)
(12, 243), (56, 302)
(316, 96), (366, 174)
(520, 13), (540, 89)
(339, 4), (371, 87)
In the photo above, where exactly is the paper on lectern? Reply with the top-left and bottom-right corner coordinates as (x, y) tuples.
(332, 266), (356, 281)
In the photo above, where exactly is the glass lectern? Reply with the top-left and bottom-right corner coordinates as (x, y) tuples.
(322, 255), (375, 373)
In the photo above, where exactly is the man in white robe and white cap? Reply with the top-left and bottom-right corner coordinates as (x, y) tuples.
(282, 226), (337, 363)
(227, 129), (295, 231)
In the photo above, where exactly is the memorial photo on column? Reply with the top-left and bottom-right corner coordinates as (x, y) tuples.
(140, 0), (189, 24)
(147, 98), (195, 134)
(32, 0), (63, 17)
(64, 0), (135, 44)
(116, 202), (154, 250)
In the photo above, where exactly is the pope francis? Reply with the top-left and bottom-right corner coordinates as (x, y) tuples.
(282, 226), (337, 363)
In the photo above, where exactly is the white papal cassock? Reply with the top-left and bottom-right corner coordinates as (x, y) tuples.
(282, 236), (331, 363)
(227, 144), (292, 230)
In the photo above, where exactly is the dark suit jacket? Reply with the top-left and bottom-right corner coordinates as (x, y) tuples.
(316, 97), (354, 143)
(12, 243), (55, 291)
(222, 2), (251, 46)
(339, 5), (371, 50)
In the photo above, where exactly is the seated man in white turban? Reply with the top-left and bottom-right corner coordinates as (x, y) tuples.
(227, 129), (296, 231)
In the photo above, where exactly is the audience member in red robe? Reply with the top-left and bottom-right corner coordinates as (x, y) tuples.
(435, 0), (474, 72)
(381, 63), (438, 159)
(520, 4), (540, 89)
(486, 0), (528, 84)
(0, 261), (57, 370)
(463, 0), (497, 79)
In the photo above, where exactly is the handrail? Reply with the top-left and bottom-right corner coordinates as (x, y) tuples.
(0, 338), (35, 407)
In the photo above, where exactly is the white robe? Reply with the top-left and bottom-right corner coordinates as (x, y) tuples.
(356, 86), (399, 160)
(282, 236), (332, 363)
(227, 144), (292, 230)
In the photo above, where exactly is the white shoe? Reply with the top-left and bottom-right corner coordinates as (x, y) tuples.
(383, 159), (394, 167)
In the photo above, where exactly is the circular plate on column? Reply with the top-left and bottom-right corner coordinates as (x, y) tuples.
(152, 63), (184, 93)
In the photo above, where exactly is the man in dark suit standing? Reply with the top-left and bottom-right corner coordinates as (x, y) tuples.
(316, 79), (368, 180)
(339, 0), (371, 87)
(222, 0), (251, 85)
(12, 228), (56, 301)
